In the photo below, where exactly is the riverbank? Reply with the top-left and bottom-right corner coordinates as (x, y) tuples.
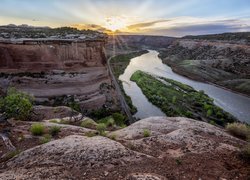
(131, 70), (236, 126)
(160, 57), (250, 99)
(158, 39), (250, 97)
(110, 50), (148, 114)
(118, 50), (250, 123)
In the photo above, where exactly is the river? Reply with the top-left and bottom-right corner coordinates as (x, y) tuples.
(119, 50), (250, 123)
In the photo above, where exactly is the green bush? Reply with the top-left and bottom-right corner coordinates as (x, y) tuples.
(85, 131), (97, 137)
(96, 123), (106, 135)
(109, 133), (117, 140)
(40, 134), (51, 144)
(226, 123), (250, 140)
(81, 118), (97, 129)
(143, 129), (151, 137)
(106, 118), (115, 127)
(30, 123), (45, 136)
(49, 126), (61, 136)
(112, 113), (126, 126)
(206, 109), (213, 117)
(0, 88), (33, 120)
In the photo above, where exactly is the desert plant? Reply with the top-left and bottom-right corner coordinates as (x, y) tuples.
(96, 123), (106, 135)
(143, 129), (151, 137)
(0, 87), (33, 120)
(40, 134), (51, 144)
(109, 133), (117, 140)
(30, 123), (45, 136)
(106, 118), (115, 127)
(85, 131), (97, 137)
(49, 126), (61, 136)
(226, 123), (250, 140)
(112, 113), (126, 126)
(81, 118), (96, 129)
(5, 150), (21, 160)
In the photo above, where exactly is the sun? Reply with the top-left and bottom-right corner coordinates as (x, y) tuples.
(104, 16), (127, 32)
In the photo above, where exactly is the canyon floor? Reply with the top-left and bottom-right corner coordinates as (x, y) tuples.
(0, 108), (249, 179)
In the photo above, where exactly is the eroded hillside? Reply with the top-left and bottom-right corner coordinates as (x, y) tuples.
(159, 38), (250, 96)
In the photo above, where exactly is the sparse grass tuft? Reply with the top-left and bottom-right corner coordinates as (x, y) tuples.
(85, 131), (97, 137)
(40, 134), (52, 144)
(96, 123), (106, 136)
(30, 123), (45, 136)
(143, 129), (151, 137)
(109, 134), (117, 140)
(226, 123), (250, 140)
(106, 118), (115, 127)
(81, 118), (97, 129)
(5, 150), (21, 160)
(49, 126), (61, 136)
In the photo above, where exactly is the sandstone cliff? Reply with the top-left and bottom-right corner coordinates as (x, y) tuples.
(0, 40), (106, 72)
(0, 39), (118, 111)
(0, 117), (249, 179)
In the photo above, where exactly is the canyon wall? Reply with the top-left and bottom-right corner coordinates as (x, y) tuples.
(0, 40), (106, 73)
(159, 39), (250, 95)
(0, 39), (119, 111)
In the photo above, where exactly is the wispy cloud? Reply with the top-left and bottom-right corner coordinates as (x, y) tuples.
(127, 20), (169, 31)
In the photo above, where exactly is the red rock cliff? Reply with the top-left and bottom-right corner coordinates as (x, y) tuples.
(0, 40), (106, 72)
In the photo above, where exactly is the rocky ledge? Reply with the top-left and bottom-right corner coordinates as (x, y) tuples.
(0, 117), (249, 179)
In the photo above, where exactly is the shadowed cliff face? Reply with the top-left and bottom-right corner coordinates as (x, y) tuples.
(0, 40), (106, 73)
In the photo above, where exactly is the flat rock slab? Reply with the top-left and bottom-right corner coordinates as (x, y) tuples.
(0, 135), (146, 179)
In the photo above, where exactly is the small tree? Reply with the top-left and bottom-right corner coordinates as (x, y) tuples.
(0, 88), (33, 120)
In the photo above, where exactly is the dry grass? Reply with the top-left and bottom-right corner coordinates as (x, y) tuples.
(226, 123), (250, 140)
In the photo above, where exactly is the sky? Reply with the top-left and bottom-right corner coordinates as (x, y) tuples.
(0, 0), (250, 37)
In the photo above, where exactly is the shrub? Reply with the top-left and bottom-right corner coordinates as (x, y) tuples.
(40, 134), (51, 144)
(106, 118), (115, 127)
(226, 123), (250, 140)
(30, 123), (45, 136)
(112, 113), (126, 126)
(49, 126), (61, 136)
(96, 123), (106, 135)
(5, 150), (21, 160)
(0, 88), (33, 120)
(143, 129), (151, 137)
(81, 118), (97, 129)
(85, 131), (97, 137)
(206, 109), (213, 117)
(209, 120), (216, 126)
(109, 134), (117, 140)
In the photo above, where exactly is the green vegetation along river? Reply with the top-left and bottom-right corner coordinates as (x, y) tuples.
(119, 50), (250, 123)
(131, 70), (235, 126)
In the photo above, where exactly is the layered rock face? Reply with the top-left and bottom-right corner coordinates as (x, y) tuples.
(0, 117), (248, 179)
(0, 40), (118, 110)
(159, 39), (250, 95)
(0, 40), (106, 72)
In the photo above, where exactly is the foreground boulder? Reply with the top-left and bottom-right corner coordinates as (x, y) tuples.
(0, 117), (249, 179)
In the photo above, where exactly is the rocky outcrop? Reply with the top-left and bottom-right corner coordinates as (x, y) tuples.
(1, 117), (248, 179)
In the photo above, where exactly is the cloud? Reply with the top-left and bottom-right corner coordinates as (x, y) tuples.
(71, 17), (250, 37)
(147, 19), (250, 37)
(127, 20), (169, 30)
